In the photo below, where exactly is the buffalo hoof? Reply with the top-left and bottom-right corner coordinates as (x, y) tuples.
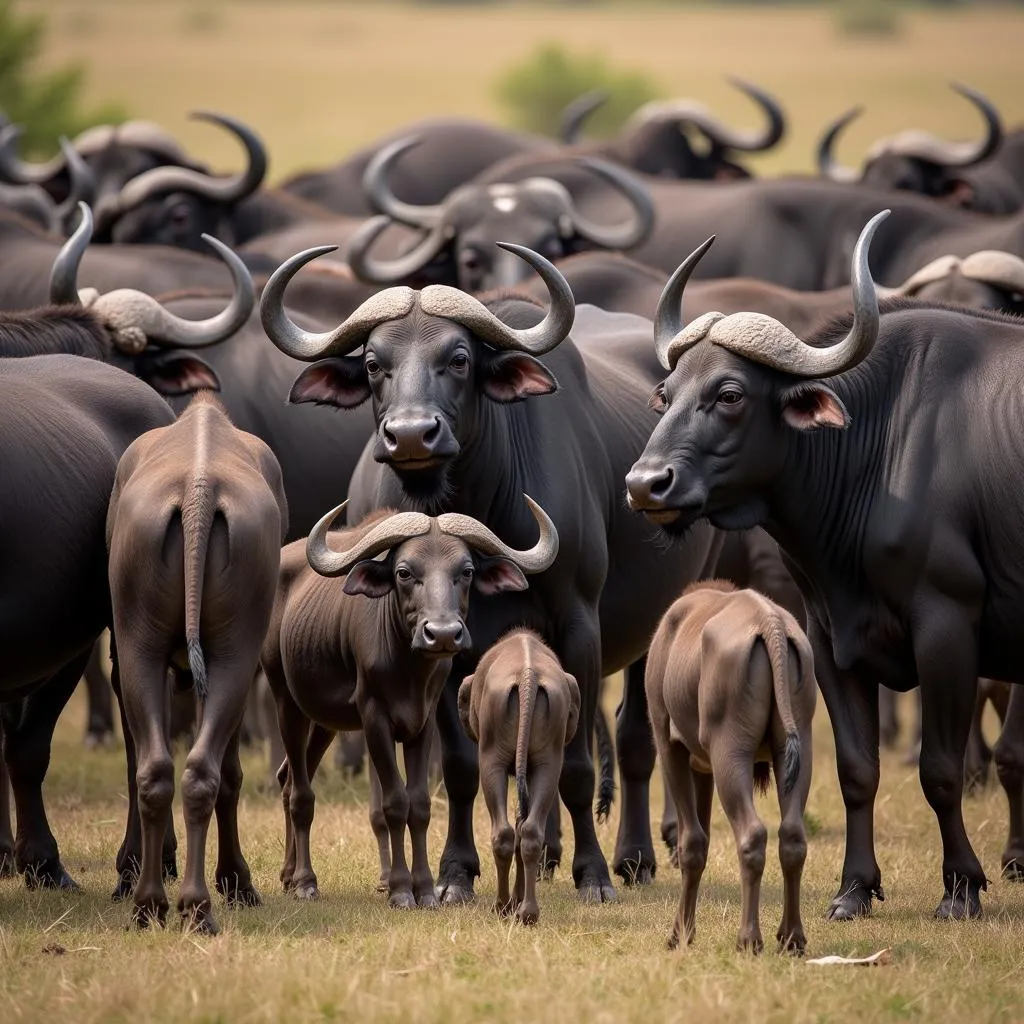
(389, 889), (416, 910)
(218, 878), (262, 908)
(0, 851), (16, 879)
(614, 858), (655, 887)
(435, 881), (475, 906)
(415, 890), (440, 910)
(736, 931), (765, 955)
(577, 882), (617, 904)
(293, 882), (320, 901)
(1001, 854), (1024, 882)
(494, 898), (515, 917)
(826, 881), (880, 921)
(934, 885), (983, 920)
(375, 877), (389, 894)
(515, 904), (539, 926)
(131, 902), (168, 930)
(181, 904), (220, 936)
(24, 861), (79, 892)
(777, 929), (807, 956)
(111, 872), (135, 902)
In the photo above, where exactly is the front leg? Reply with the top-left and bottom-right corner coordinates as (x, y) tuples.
(808, 620), (882, 920)
(403, 726), (439, 908)
(0, 752), (13, 878)
(994, 684), (1024, 880)
(915, 605), (986, 919)
(557, 608), (615, 903)
(362, 705), (415, 909)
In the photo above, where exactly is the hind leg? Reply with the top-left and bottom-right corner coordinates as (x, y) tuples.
(214, 727), (260, 908)
(0, 751), (12, 878)
(662, 743), (707, 950)
(994, 685), (1024, 880)
(480, 752), (513, 915)
(368, 761), (391, 893)
(82, 637), (115, 749)
(775, 731), (812, 954)
(517, 756), (562, 926)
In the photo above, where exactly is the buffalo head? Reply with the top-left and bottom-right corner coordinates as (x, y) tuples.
(261, 242), (574, 502)
(880, 250), (1024, 316)
(818, 84), (1001, 207)
(306, 495), (559, 655)
(625, 210), (889, 533)
(347, 137), (653, 291)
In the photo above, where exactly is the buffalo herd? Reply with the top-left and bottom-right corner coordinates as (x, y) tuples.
(1, 78), (1022, 950)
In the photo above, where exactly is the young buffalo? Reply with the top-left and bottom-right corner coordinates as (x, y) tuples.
(459, 630), (580, 925)
(262, 495), (558, 909)
(107, 391), (288, 933)
(646, 581), (816, 955)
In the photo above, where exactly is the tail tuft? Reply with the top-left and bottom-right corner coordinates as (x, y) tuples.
(187, 636), (208, 700)
(594, 705), (616, 823)
(782, 732), (801, 796)
(753, 761), (772, 797)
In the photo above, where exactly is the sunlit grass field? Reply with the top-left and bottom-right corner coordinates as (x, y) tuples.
(1, 684), (1021, 1023)
(22, 1), (1024, 181)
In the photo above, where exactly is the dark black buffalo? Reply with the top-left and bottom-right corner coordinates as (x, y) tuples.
(348, 141), (653, 291)
(626, 211), (1024, 920)
(818, 84), (1018, 213)
(259, 243), (721, 901)
(559, 77), (786, 181)
(0, 137), (95, 235)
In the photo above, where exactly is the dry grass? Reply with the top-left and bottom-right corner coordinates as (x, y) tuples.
(19, 1), (1024, 181)
(1, 685), (1022, 1024)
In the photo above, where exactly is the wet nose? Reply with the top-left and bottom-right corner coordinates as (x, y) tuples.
(381, 415), (442, 461)
(421, 620), (465, 652)
(625, 462), (675, 508)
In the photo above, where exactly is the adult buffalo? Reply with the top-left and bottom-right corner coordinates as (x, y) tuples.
(259, 242), (721, 902)
(818, 84), (1018, 214)
(626, 210), (1024, 920)
(559, 77), (786, 181)
(348, 142), (653, 291)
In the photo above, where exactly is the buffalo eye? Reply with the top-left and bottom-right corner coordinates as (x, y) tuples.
(459, 250), (481, 272)
(460, 565), (474, 581)
(395, 566), (413, 583)
(365, 356), (382, 377)
(717, 386), (744, 408)
(449, 351), (469, 373)
(648, 384), (667, 413)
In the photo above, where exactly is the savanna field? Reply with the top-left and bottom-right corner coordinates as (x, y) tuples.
(4, 2), (1024, 1022)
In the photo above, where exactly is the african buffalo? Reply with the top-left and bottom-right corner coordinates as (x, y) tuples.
(626, 210), (1024, 919)
(260, 242), (721, 901)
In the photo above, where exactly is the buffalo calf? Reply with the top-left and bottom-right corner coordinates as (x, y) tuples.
(107, 391), (287, 933)
(646, 581), (817, 955)
(459, 630), (579, 925)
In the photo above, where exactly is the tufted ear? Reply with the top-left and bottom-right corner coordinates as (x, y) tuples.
(137, 351), (220, 396)
(779, 382), (849, 431)
(564, 672), (581, 744)
(342, 558), (394, 598)
(481, 352), (558, 403)
(457, 675), (478, 742)
(289, 356), (371, 408)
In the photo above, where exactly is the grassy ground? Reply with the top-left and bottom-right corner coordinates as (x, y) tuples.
(1, 684), (1022, 1023)
(21, 1), (1024, 181)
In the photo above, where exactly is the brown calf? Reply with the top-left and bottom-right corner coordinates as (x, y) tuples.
(261, 496), (558, 909)
(459, 630), (579, 925)
(106, 391), (287, 933)
(646, 581), (817, 955)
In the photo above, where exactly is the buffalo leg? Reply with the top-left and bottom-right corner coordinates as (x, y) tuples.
(368, 762), (391, 893)
(335, 731), (366, 775)
(613, 657), (657, 885)
(0, 748), (12, 878)
(916, 612), (985, 919)
(661, 744), (707, 950)
(82, 637), (115, 748)
(403, 726), (439, 908)
(111, 653), (178, 901)
(963, 683), (994, 795)
(435, 667), (481, 905)
(276, 691), (319, 900)
(363, 711), (416, 909)
(994, 684), (1024, 880)
(119, 649), (174, 928)
(559, 612), (615, 902)
(2, 655), (87, 890)
(516, 755), (562, 926)
(878, 686), (900, 750)
(775, 727), (812, 954)
(214, 728), (260, 908)
(480, 749), (514, 915)
(809, 622), (882, 920)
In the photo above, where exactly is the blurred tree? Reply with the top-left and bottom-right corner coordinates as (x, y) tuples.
(0, 0), (125, 157)
(495, 43), (662, 139)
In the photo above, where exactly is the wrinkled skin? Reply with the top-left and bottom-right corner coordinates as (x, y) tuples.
(626, 302), (1024, 920)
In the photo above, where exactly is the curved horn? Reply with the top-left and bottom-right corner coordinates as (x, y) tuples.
(816, 106), (863, 183)
(0, 124), (68, 185)
(658, 211), (889, 378)
(960, 250), (1024, 293)
(559, 90), (609, 144)
(305, 500), (432, 578)
(362, 136), (445, 228)
(420, 243), (575, 354)
(53, 137), (97, 232)
(50, 202), (93, 304)
(565, 157), (654, 250)
(653, 236), (716, 371)
(110, 111), (266, 212)
(437, 495), (559, 574)
(346, 213), (450, 285)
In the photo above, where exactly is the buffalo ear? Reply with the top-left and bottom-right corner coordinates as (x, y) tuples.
(780, 382), (849, 431)
(289, 356), (370, 408)
(943, 177), (975, 207)
(473, 556), (529, 595)
(341, 558), (394, 598)
(481, 352), (558, 403)
(457, 675), (478, 741)
(138, 351), (221, 396)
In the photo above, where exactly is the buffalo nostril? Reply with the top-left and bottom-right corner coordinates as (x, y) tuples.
(649, 465), (674, 498)
(423, 418), (441, 447)
(383, 424), (398, 451)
